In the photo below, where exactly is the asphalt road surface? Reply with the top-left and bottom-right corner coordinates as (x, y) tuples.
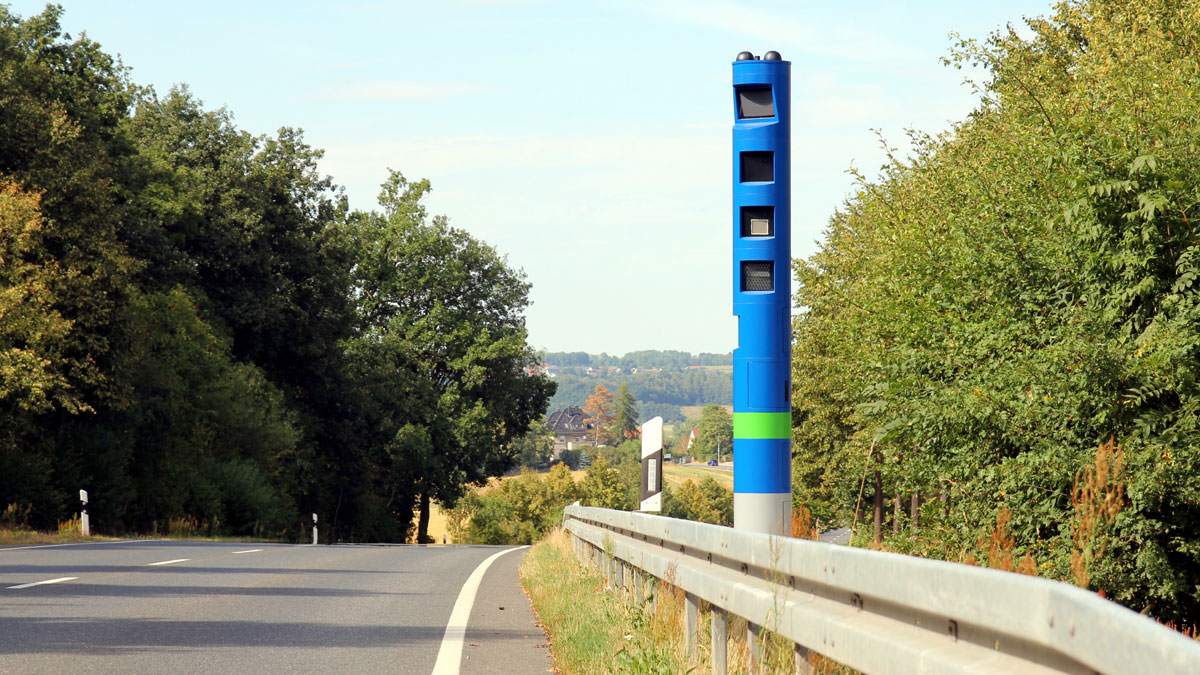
(0, 540), (551, 674)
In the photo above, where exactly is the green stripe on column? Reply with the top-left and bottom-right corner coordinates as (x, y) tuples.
(733, 412), (791, 439)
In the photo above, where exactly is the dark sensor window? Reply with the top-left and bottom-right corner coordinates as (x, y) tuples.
(741, 206), (773, 237)
(741, 261), (774, 292)
(737, 87), (774, 119)
(740, 151), (773, 183)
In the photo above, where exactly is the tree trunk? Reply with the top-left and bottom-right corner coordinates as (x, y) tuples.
(893, 492), (902, 534)
(417, 493), (431, 543)
(910, 491), (920, 530)
(873, 470), (883, 546)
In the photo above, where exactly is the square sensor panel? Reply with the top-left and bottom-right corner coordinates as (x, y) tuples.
(740, 151), (774, 183)
(741, 261), (774, 292)
(737, 87), (774, 119)
(741, 206), (773, 237)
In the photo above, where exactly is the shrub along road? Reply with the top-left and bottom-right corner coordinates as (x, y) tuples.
(0, 539), (549, 674)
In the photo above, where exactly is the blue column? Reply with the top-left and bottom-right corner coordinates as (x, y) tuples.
(731, 51), (791, 535)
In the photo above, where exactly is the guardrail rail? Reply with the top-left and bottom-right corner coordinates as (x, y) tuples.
(563, 502), (1200, 674)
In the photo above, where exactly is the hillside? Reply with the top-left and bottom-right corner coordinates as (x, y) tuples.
(541, 351), (732, 423)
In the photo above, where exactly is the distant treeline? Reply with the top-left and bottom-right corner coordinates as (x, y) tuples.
(0, 7), (552, 542)
(547, 369), (731, 422)
(543, 350), (731, 370)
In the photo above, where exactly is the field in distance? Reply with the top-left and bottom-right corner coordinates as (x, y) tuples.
(677, 404), (733, 420)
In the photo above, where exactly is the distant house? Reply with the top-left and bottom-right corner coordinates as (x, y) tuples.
(546, 406), (594, 453)
(687, 428), (700, 453)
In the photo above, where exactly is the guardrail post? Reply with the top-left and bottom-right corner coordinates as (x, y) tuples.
(748, 622), (762, 674)
(685, 592), (699, 662)
(794, 643), (812, 674)
(634, 569), (644, 602)
(711, 607), (727, 675)
(613, 559), (624, 590)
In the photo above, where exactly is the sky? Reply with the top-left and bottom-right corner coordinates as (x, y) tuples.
(7, 0), (1056, 356)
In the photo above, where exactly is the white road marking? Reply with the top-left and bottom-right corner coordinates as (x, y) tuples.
(8, 576), (78, 589)
(431, 546), (529, 675)
(147, 558), (190, 566)
(233, 549), (263, 554)
(0, 540), (137, 551)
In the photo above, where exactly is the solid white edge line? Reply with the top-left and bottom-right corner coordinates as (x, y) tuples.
(8, 576), (79, 589)
(233, 549), (263, 554)
(0, 540), (138, 551)
(147, 558), (190, 566)
(430, 546), (529, 675)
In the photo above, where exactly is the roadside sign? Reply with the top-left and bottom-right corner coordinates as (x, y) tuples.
(640, 417), (664, 512)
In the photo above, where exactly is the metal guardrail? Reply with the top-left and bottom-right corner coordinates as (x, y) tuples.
(563, 503), (1200, 674)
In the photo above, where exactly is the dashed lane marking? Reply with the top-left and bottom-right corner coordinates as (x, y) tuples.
(8, 576), (79, 589)
(147, 559), (190, 566)
(233, 549), (263, 554)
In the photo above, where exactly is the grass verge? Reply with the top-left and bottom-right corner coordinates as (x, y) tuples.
(520, 527), (854, 674)
(0, 529), (112, 546)
(520, 528), (692, 674)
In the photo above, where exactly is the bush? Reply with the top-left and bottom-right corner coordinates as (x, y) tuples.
(663, 477), (733, 526)
(446, 464), (580, 544)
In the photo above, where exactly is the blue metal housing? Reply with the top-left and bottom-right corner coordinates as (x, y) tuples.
(731, 55), (792, 533)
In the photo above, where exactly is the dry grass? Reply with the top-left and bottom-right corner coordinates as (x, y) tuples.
(0, 503), (105, 546)
(663, 463), (734, 491)
(0, 529), (104, 546)
(1071, 437), (1125, 589)
(679, 404), (733, 419)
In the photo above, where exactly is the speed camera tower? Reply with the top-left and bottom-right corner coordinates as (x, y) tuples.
(731, 50), (791, 535)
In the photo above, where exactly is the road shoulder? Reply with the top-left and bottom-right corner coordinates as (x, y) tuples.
(460, 548), (553, 675)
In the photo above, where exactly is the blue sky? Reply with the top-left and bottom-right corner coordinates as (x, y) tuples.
(8, 0), (1056, 355)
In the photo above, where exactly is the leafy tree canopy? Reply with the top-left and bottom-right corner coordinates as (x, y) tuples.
(792, 0), (1200, 623)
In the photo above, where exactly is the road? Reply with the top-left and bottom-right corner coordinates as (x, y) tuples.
(0, 540), (551, 674)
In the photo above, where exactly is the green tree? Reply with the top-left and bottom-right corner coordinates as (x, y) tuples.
(579, 457), (632, 510)
(0, 181), (75, 414)
(694, 404), (732, 461)
(515, 420), (555, 470)
(664, 477), (733, 526)
(446, 466), (580, 545)
(613, 382), (639, 439)
(558, 448), (584, 470)
(790, 0), (1200, 624)
(0, 6), (143, 528)
(545, 462), (580, 506)
(348, 170), (555, 542)
(123, 85), (360, 538)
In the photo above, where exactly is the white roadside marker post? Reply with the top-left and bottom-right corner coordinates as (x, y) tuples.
(79, 489), (89, 537)
(312, 513), (318, 545)
(640, 416), (664, 512)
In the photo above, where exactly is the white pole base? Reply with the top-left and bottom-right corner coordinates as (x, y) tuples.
(734, 492), (791, 536)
